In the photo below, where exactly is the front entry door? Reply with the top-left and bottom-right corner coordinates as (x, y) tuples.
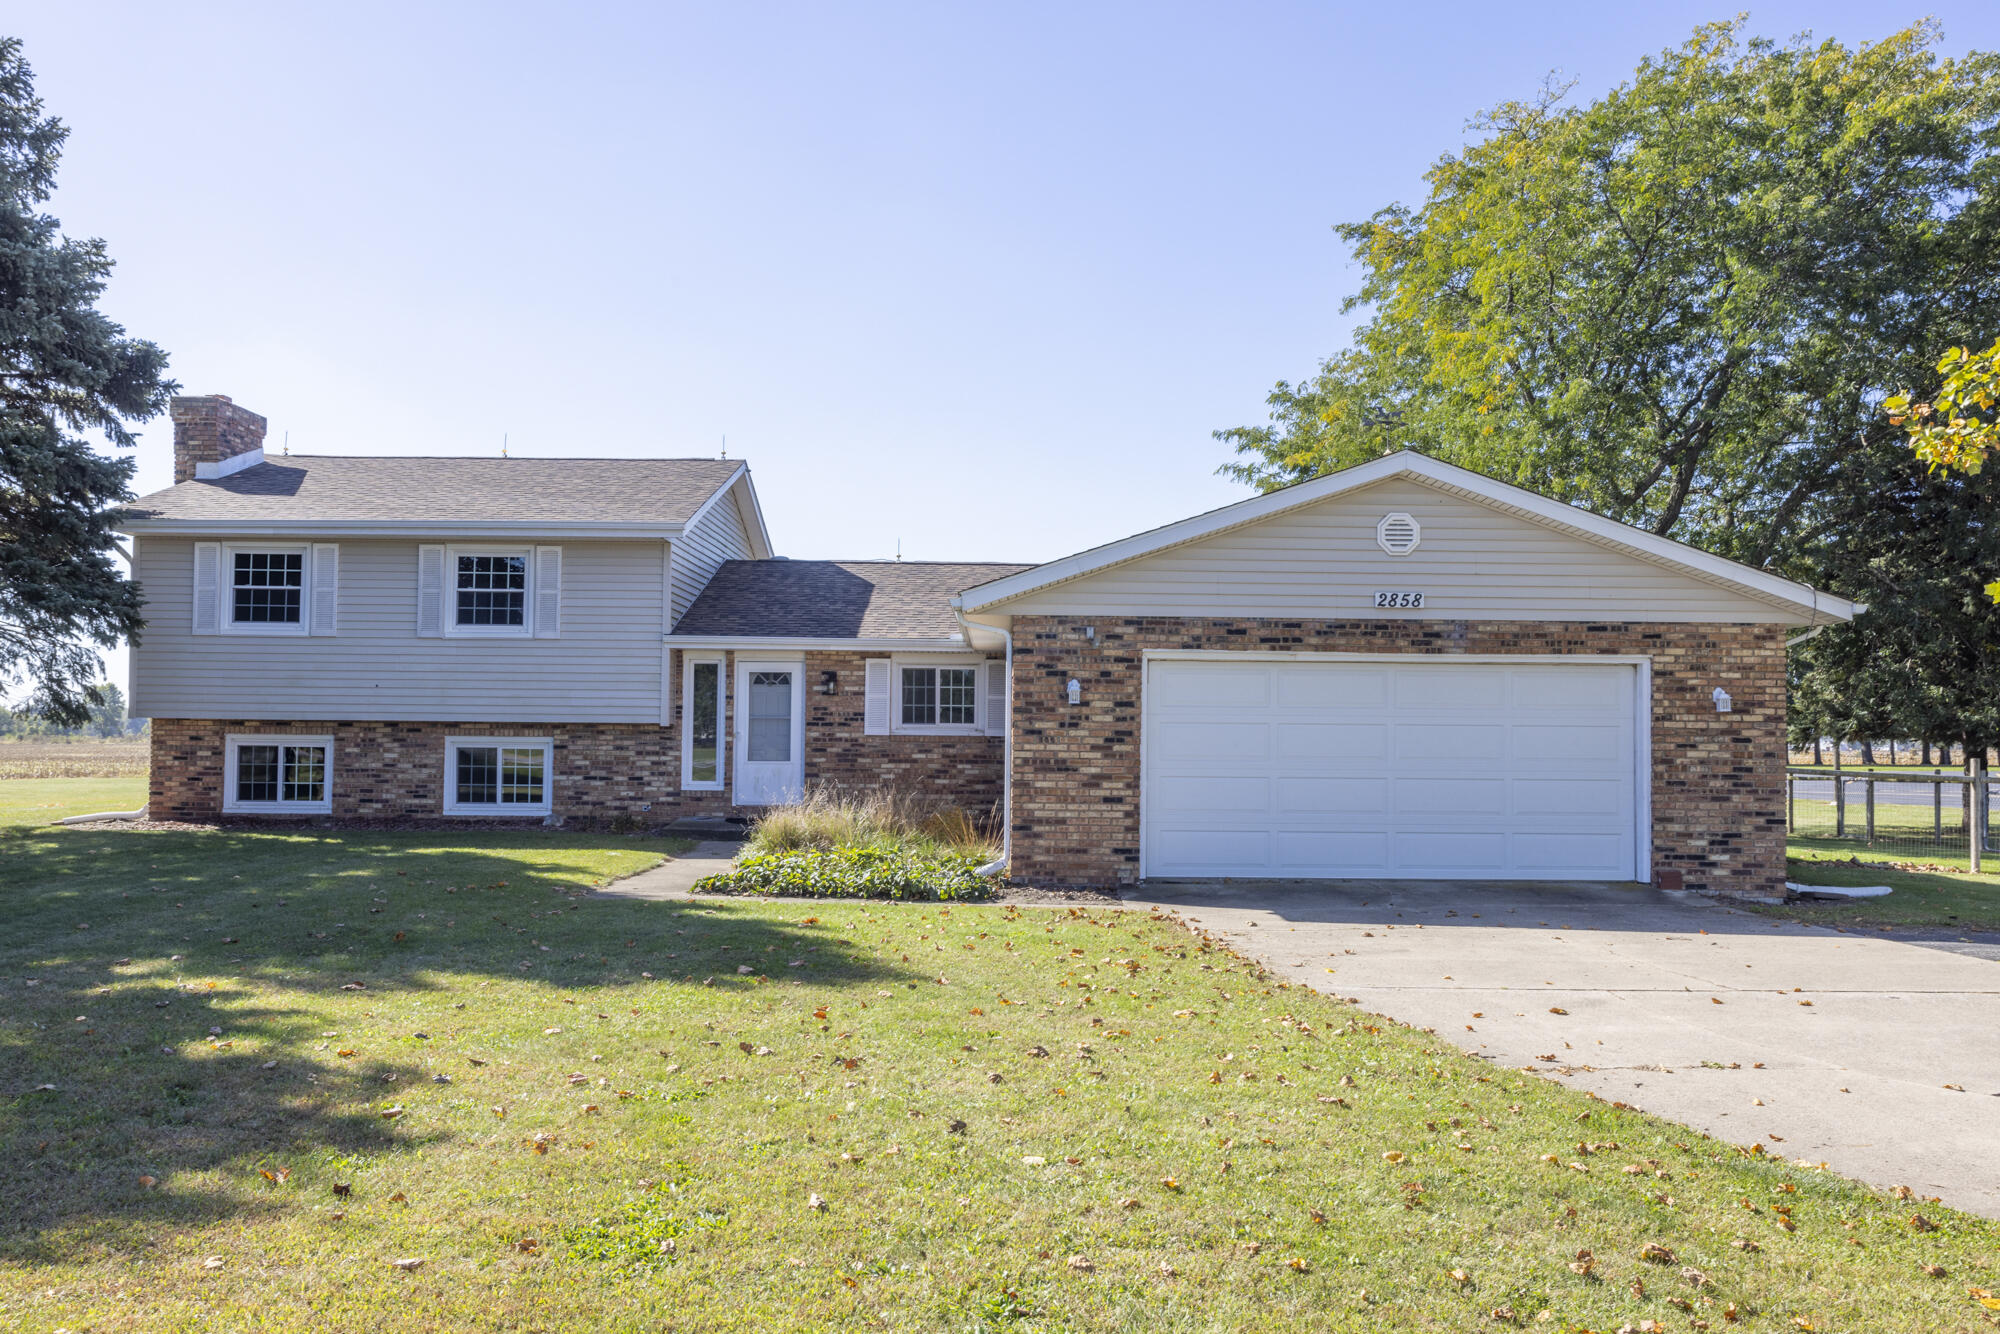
(734, 660), (805, 806)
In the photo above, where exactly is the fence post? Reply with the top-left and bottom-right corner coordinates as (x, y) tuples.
(1934, 775), (1943, 839)
(1974, 764), (1989, 874)
(1835, 773), (1846, 838)
(1786, 772), (1795, 833)
(1865, 778), (1875, 845)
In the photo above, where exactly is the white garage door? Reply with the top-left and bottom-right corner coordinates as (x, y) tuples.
(1142, 657), (1642, 881)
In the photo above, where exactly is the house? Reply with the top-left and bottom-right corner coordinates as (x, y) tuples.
(123, 393), (1860, 899)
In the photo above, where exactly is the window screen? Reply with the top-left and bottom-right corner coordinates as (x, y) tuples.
(232, 551), (303, 623)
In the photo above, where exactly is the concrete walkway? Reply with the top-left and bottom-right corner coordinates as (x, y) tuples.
(595, 840), (741, 900)
(1124, 878), (2000, 1218)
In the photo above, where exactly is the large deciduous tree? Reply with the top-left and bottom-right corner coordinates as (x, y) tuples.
(0, 36), (172, 724)
(1218, 20), (2000, 571)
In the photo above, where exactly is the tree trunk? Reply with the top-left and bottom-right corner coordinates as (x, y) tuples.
(1861, 739), (1876, 766)
(1813, 736), (1823, 765)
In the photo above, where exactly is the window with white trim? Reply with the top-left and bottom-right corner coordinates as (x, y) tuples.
(223, 734), (334, 813)
(227, 546), (309, 632)
(444, 737), (553, 815)
(892, 658), (982, 734)
(455, 550), (528, 630)
(681, 655), (724, 789)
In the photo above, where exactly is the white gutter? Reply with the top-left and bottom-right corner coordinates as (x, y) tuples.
(664, 635), (971, 653)
(954, 601), (1012, 878)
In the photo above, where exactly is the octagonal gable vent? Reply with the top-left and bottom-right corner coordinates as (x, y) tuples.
(1375, 512), (1421, 555)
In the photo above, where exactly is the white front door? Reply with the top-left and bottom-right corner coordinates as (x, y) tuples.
(1142, 657), (1643, 880)
(734, 660), (805, 806)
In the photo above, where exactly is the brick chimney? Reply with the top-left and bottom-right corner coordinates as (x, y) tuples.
(170, 394), (268, 483)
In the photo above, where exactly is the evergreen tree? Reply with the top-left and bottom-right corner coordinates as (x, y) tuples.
(0, 37), (173, 725)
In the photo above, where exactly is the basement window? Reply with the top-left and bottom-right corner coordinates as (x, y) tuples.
(223, 734), (333, 813)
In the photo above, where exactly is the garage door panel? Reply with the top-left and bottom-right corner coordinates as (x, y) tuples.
(1397, 723), (1504, 762)
(1511, 723), (1625, 763)
(1513, 668), (1626, 712)
(1508, 832), (1630, 874)
(1392, 831), (1510, 871)
(1273, 831), (1388, 873)
(1275, 667), (1387, 709)
(1513, 777), (1625, 816)
(1273, 776), (1388, 815)
(1151, 722), (1270, 762)
(1152, 828), (1269, 871)
(1392, 776), (1507, 817)
(1273, 724), (1388, 763)
(1148, 663), (1270, 708)
(1392, 667), (1507, 710)
(1144, 658), (1640, 881)
(1151, 774), (1269, 813)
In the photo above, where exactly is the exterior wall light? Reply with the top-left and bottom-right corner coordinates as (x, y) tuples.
(1067, 678), (1082, 705)
(1712, 687), (1732, 713)
(818, 671), (838, 696)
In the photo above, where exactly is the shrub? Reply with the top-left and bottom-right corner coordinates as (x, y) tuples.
(744, 785), (998, 862)
(693, 846), (997, 902)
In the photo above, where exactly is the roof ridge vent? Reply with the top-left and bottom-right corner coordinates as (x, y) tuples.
(1376, 512), (1421, 556)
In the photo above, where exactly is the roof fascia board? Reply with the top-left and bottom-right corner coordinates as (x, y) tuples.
(675, 462), (775, 559)
(664, 635), (970, 652)
(959, 451), (1859, 622)
(117, 519), (685, 540)
(732, 469), (775, 559)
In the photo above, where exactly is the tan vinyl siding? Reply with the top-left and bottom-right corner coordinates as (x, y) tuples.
(996, 478), (1799, 622)
(669, 484), (754, 626)
(130, 537), (669, 722)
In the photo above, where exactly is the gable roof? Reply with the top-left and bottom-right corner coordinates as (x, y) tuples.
(119, 455), (758, 540)
(672, 560), (1034, 643)
(957, 451), (1863, 623)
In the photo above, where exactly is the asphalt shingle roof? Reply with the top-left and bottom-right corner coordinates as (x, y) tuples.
(123, 455), (745, 525)
(672, 560), (1035, 640)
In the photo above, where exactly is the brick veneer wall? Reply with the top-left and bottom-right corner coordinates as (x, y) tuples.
(148, 651), (1002, 826)
(1005, 617), (1789, 899)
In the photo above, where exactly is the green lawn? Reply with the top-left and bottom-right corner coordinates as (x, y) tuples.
(1, 780), (1997, 1331)
(0, 774), (147, 830)
(1777, 841), (2000, 931)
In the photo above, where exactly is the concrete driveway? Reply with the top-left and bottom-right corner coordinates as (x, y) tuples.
(1125, 879), (2000, 1219)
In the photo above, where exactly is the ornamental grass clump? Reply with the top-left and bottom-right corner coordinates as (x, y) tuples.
(743, 785), (998, 862)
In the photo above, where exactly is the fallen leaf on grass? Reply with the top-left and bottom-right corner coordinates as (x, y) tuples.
(391, 1257), (424, 1271)
(137, 1174), (158, 1189)
(1066, 1255), (1094, 1272)
(1288, 1257), (1311, 1272)
(200, 1255), (224, 1270)
(807, 1192), (827, 1211)
(1639, 1243), (1676, 1264)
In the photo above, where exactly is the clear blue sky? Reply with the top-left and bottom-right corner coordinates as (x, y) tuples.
(12, 3), (1996, 690)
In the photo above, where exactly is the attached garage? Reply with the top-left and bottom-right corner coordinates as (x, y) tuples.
(956, 450), (1864, 898)
(1141, 655), (1644, 880)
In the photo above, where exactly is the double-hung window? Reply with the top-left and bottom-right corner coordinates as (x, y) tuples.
(456, 552), (527, 629)
(898, 663), (979, 731)
(225, 546), (310, 633)
(444, 737), (553, 815)
(223, 734), (334, 813)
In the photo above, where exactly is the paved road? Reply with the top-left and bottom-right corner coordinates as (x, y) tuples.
(1125, 878), (2000, 1219)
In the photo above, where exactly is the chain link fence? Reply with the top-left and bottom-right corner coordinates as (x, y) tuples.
(1785, 768), (1996, 868)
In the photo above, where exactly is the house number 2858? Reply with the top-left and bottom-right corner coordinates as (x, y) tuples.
(1372, 591), (1425, 609)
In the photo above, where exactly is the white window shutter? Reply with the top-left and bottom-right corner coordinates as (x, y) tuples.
(864, 659), (892, 735)
(983, 659), (1008, 736)
(192, 543), (221, 634)
(534, 546), (562, 638)
(310, 544), (339, 635)
(416, 545), (445, 636)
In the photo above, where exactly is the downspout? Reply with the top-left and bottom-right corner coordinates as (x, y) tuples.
(954, 600), (1011, 878)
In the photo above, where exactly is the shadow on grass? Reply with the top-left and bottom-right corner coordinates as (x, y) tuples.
(0, 825), (906, 1257)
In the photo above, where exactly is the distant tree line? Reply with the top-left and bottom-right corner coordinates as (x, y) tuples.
(2, 682), (142, 738)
